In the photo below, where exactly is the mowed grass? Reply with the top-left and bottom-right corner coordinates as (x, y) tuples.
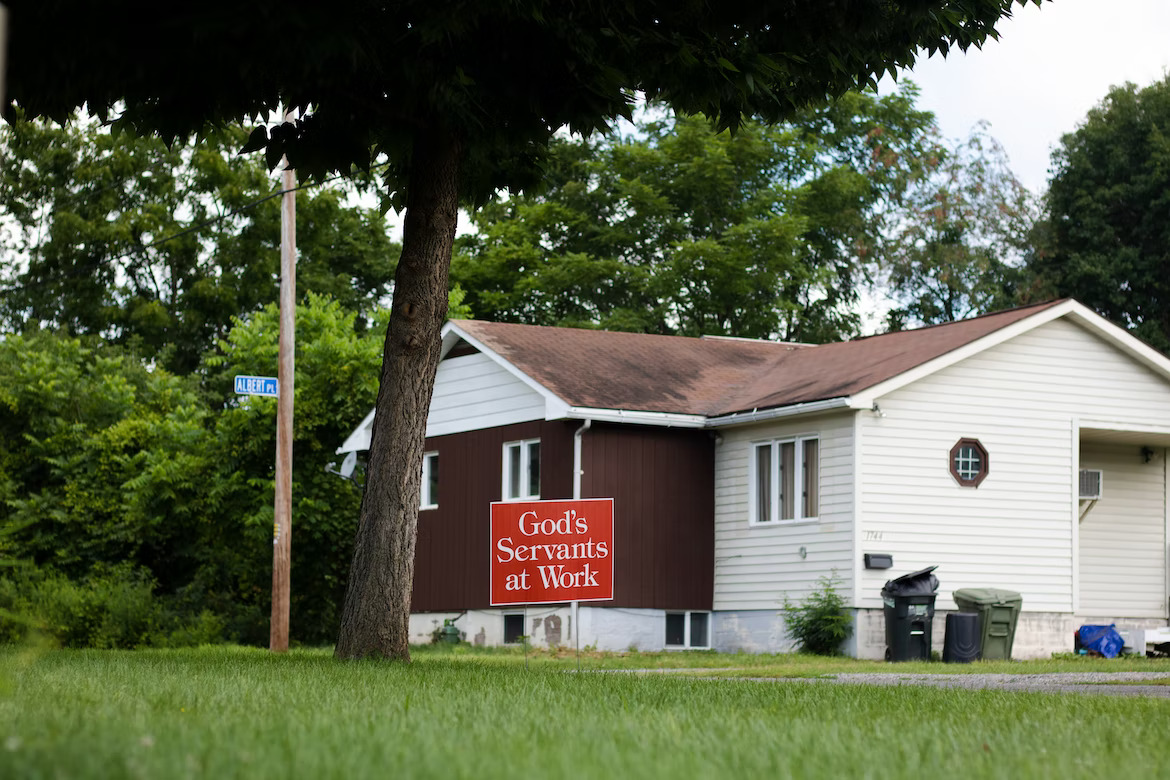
(416, 641), (1170, 675)
(1, 646), (1168, 779)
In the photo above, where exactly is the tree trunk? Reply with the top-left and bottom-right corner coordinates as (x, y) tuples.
(334, 130), (461, 660)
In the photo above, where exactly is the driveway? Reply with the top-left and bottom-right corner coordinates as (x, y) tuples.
(621, 668), (1170, 697)
(786, 671), (1170, 698)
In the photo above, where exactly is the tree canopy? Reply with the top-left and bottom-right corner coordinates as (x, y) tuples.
(1, 114), (397, 373)
(883, 121), (1036, 328)
(11, 2), (1036, 202)
(0, 296), (384, 646)
(1031, 75), (1170, 353)
(8, 1), (1041, 660)
(453, 86), (939, 343)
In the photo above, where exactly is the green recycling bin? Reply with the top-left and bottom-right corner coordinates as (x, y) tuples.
(952, 588), (1022, 660)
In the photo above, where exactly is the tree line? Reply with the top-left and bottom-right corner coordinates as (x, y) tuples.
(2, 72), (1168, 648)
(452, 76), (1170, 353)
(0, 117), (466, 646)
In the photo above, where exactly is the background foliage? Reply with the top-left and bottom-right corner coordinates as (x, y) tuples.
(0, 112), (398, 374)
(1029, 74), (1170, 353)
(454, 86), (941, 343)
(0, 296), (383, 646)
(883, 122), (1037, 329)
(4, 64), (1170, 648)
(0, 0), (1060, 660)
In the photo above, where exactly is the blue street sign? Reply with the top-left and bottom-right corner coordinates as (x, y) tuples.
(234, 375), (279, 397)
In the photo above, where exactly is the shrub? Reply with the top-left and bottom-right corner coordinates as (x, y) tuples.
(0, 564), (229, 649)
(0, 566), (39, 644)
(156, 610), (226, 648)
(33, 564), (163, 648)
(783, 574), (853, 656)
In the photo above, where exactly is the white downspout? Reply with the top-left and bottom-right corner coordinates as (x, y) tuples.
(573, 419), (592, 500)
(572, 418), (592, 655)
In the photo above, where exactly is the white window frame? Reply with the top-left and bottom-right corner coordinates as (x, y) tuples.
(949, 437), (989, 487)
(502, 613), (525, 644)
(665, 611), (711, 649)
(420, 451), (439, 510)
(749, 435), (819, 524)
(502, 438), (540, 501)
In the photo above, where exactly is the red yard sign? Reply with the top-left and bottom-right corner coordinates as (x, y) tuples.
(490, 498), (614, 606)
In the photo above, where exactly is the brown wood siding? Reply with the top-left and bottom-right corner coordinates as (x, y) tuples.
(580, 424), (714, 610)
(412, 420), (577, 611)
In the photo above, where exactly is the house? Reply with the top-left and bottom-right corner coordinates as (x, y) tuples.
(338, 299), (1170, 658)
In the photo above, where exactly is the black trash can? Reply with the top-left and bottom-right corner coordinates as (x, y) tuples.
(943, 612), (980, 663)
(881, 566), (939, 662)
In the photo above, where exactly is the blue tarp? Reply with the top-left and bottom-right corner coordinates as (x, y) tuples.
(1078, 624), (1125, 659)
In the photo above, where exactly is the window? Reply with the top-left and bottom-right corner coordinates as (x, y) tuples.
(503, 613), (525, 644)
(502, 439), (540, 500)
(750, 436), (819, 523)
(665, 612), (710, 649)
(949, 438), (989, 487)
(420, 452), (439, 509)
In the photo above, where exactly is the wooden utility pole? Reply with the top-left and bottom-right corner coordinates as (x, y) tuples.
(0, 6), (8, 108)
(270, 111), (297, 652)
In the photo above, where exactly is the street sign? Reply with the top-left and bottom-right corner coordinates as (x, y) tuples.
(234, 375), (279, 397)
(490, 498), (614, 606)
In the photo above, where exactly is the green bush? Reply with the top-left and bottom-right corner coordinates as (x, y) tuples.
(31, 564), (163, 648)
(0, 567), (38, 644)
(783, 574), (853, 656)
(0, 564), (228, 649)
(155, 609), (226, 648)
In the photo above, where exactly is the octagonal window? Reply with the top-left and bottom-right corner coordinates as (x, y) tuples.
(950, 438), (989, 487)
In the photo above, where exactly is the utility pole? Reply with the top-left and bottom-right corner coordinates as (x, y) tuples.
(270, 109), (297, 652)
(0, 6), (9, 107)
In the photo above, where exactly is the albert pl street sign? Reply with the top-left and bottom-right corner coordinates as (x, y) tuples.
(234, 375), (279, 397)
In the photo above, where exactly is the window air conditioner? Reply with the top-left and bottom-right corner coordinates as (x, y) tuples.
(1079, 469), (1103, 500)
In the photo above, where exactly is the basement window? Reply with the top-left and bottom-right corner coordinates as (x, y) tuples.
(950, 438), (989, 487)
(503, 613), (525, 644)
(665, 612), (710, 649)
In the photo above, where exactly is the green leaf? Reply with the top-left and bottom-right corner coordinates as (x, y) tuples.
(239, 126), (268, 155)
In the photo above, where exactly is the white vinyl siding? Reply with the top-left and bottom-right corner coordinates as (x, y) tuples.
(1078, 442), (1166, 618)
(858, 317), (1170, 615)
(427, 353), (546, 437)
(714, 413), (854, 611)
(341, 352), (549, 452)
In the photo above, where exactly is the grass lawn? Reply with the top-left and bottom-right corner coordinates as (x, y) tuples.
(447, 642), (1170, 675)
(2, 645), (1167, 779)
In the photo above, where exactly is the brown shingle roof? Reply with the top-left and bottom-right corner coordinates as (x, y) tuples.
(452, 300), (1066, 417)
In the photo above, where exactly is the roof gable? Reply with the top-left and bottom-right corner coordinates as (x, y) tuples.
(713, 302), (1062, 414)
(449, 319), (801, 416)
(339, 300), (1170, 452)
(845, 299), (1170, 407)
(446, 300), (1087, 418)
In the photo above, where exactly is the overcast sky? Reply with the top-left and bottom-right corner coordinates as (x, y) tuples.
(878, 0), (1170, 194)
(397, 1), (1170, 240)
